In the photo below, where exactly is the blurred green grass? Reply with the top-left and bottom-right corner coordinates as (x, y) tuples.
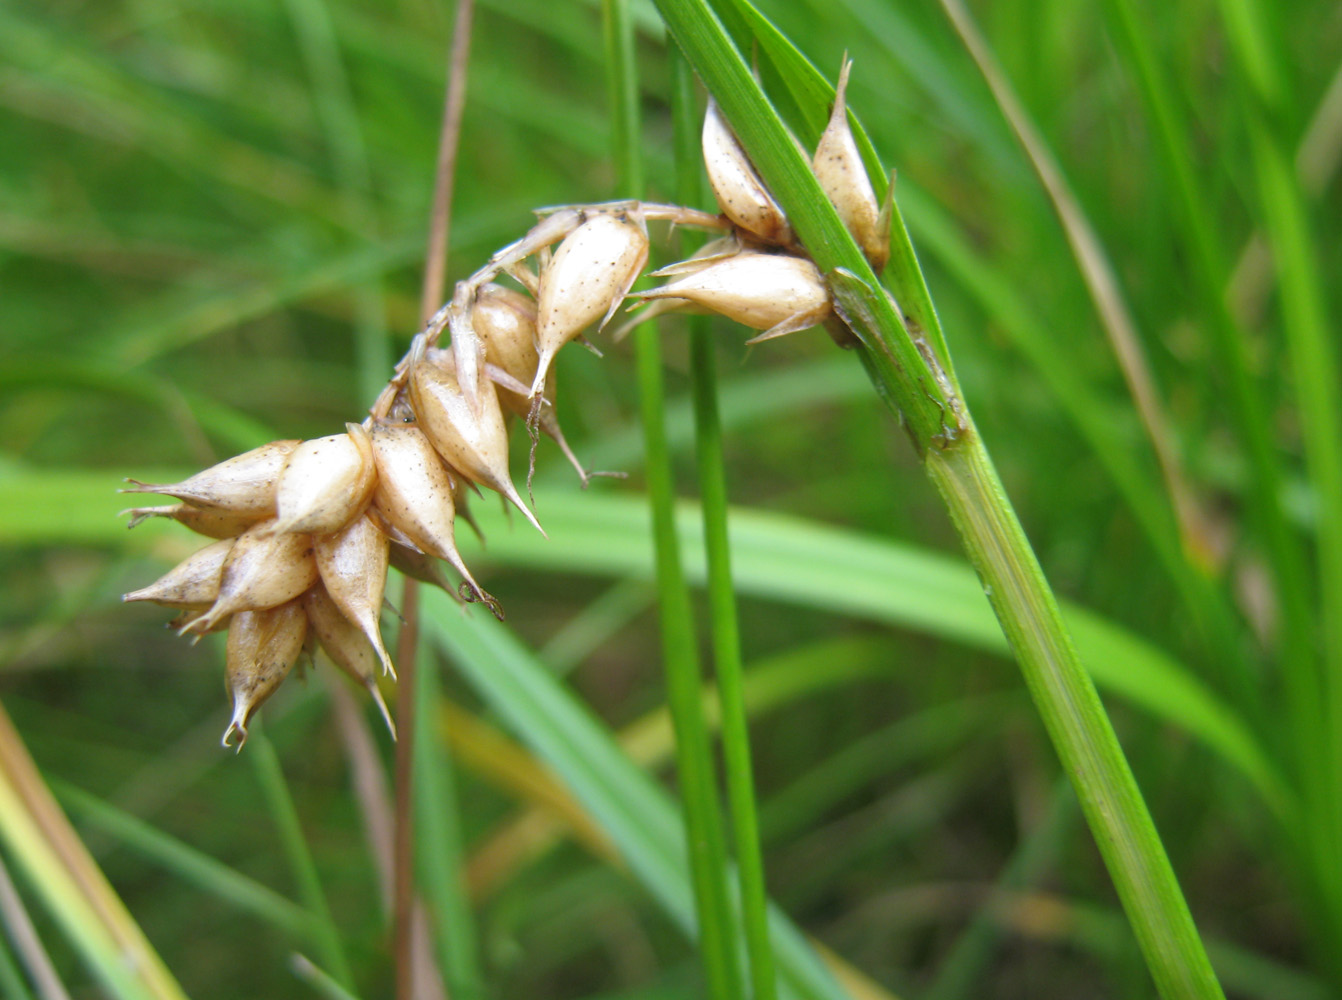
(2, 0), (1339, 997)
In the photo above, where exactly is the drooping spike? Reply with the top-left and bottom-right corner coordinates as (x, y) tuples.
(530, 213), (648, 403)
(121, 503), (267, 539)
(473, 284), (540, 389)
(702, 99), (794, 248)
(122, 538), (234, 610)
(303, 584), (396, 740)
(812, 58), (888, 272)
(434, 296), (594, 487)
(408, 356), (545, 537)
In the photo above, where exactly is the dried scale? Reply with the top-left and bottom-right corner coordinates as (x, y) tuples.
(121, 64), (888, 748)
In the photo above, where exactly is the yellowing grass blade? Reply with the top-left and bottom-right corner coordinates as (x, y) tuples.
(0, 702), (187, 1000)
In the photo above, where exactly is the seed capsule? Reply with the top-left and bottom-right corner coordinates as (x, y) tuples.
(121, 440), (299, 514)
(532, 213), (648, 399)
(271, 425), (377, 535)
(122, 538), (234, 609)
(812, 60), (888, 272)
(222, 599), (308, 750)
(122, 504), (267, 539)
(408, 357), (544, 536)
(429, 329), (589, 486)
(612, 236), (748, 342)
(702, 99), (793, 248)
(186, 519), (319, 634)
(473, 284), (540, 390)
(632, 252), (832, 344)
(369, 422), (500, 618)
(314, 513), (394, 678)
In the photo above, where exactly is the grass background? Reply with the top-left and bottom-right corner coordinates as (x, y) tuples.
(1, 0), (1339, 996)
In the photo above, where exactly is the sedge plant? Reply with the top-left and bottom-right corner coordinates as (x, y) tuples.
(4, 0), (1340, 998)
(110, 8), (1222, 996)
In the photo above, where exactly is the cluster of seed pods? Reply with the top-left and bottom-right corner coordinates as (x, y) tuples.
(121, 62), (888, 748)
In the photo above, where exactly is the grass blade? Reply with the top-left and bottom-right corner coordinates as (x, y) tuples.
(419, 591), (851, 1000)
(281, 0), (390, 405)
(671, 44), (779, 1000)
(0, 856), (56, 1000)
(248, 722), (357, 995)
(606, 2), (745, 997)
(52, 780), (311, 940)
(933, 0), (1216, 578)
(1247, 108), (1342, 968)
(1100, 0), (1317, 765)
(0, 701), (186, 1000)
(413, 655), (485, 1000)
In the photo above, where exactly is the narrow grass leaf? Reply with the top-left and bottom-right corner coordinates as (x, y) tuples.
(419, 590), (851, 1000)
(51, 780), (311, 941)
(0, 702), (187, 1000)
(2, 471), (1283, 810)
(607, 2), (745, 997)
(248, 723), (356, 994)
(413, 655), (485, 1000)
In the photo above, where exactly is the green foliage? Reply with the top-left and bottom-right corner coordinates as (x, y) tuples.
(1, 0), (1339, 997)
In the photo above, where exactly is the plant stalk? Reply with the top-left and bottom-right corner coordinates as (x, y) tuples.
(672, 46), (779, 1000)
(605, 3), (744, 997)
(653, 1), (1226, 995)
(924, 429), (1222, 998)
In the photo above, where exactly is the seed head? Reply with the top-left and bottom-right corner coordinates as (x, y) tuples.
(185, 519), (319, 634)
(369, 422), (500, 618)
(473, 284), (541, 391)
(302, 584), (395, 739)
(431, 319), (591, 487)
(222, 599), (308, 750)
(121, 503), (268, 539)
(121, 440), (299, 514)
(386, 534), (459, 595)
(409, 355), (544, 536)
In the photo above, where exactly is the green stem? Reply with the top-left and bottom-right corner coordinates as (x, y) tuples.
(248, 723), (355, 994)
(604, 3), (743, 998)
(1247, 106), (1342, 980)
(924, 430), (1223, 999)
(653, 2), (1226, 995)
(672, 48), (779, 1000)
